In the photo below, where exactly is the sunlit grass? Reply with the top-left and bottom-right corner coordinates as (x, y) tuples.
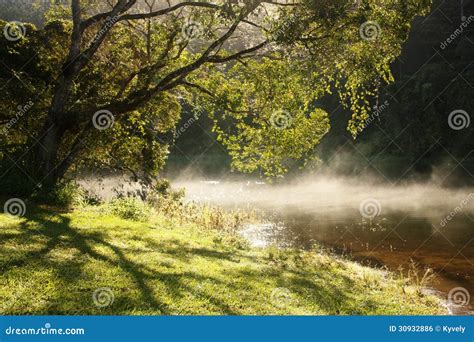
(0, 206), (445, 315)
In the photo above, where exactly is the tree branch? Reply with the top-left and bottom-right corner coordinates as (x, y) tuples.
(207, 41), (268, 63)
(118, 1), (221, 21)
(81, 1), (220, 30)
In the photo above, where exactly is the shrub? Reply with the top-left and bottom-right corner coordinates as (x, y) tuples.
(38, 181), (86, 208)
(109, 197), (151, 221)
(81, 189), (103, 206)
(33, 181), (102, 208)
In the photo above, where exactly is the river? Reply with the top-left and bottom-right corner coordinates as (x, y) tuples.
(172, 177), (474, 315)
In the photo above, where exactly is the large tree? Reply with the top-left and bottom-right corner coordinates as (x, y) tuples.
(0, 0), (430, 193)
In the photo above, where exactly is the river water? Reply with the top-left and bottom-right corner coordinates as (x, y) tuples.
(173, 177), (474, 315)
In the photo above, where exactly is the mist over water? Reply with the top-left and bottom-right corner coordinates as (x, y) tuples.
(171, 175), (474, 315)
(172, 175), (474, 217)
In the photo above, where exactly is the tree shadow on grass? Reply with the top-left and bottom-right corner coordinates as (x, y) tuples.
(1, 210), (170, 313)
(140, 237), (243, 263)
(0, 209), (244, 314)
(0, 208), (380, 315)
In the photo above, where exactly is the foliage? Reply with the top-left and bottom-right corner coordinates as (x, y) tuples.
(261, 0), (432, 135)
(182, 0), (432, 177)
(33, 181), (102, 207)
(0, 0), (432, 190)
(35, 181), (85, 208)
(201, 58), (331, 177)
(108, 197), (152, 222)
(399, 260), (437, 296)
(349, 1), (474, 180)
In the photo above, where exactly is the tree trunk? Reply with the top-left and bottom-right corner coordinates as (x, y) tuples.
(35, 118), (65, 188)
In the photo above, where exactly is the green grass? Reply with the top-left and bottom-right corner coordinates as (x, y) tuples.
(0, 205), (445, 315)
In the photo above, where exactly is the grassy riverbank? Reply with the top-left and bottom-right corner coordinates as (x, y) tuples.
(0, 204), (445, 315)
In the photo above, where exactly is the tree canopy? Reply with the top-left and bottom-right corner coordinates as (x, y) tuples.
(0, 0), (431, 193)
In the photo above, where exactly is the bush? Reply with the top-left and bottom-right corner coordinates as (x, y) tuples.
(109, 197), (151, 221)
(38, 181), (86, 208)
(81, 189), (103, 206)
(31, 181), (103, 208)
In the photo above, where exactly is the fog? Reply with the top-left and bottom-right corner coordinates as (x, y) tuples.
(78, 171), (474, 222)
(171, 175), (474, 219)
